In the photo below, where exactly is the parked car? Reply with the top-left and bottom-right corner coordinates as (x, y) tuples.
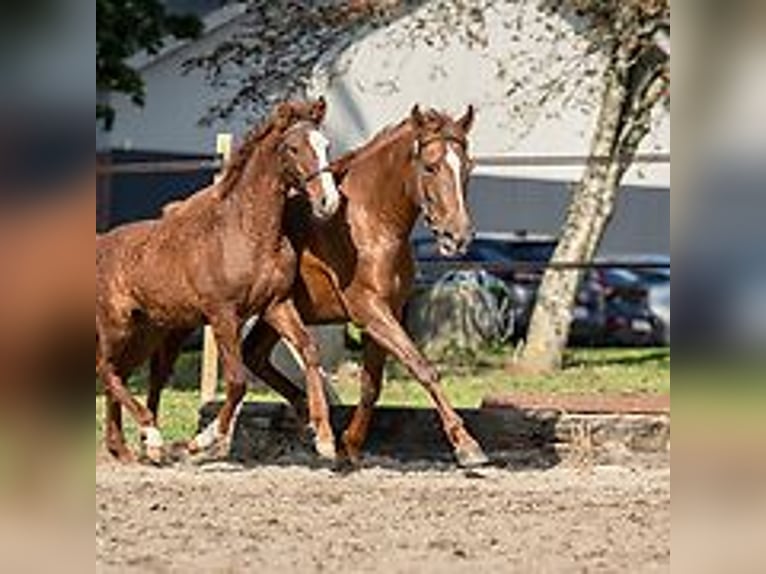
(412, 231), (557, 339)
(597, 268), (661, 346)
(597, 255), (670, 346)
(412, 234), (669, 347)
(568, 270), (606, 346)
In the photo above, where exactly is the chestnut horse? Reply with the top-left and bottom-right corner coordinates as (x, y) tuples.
(96, 98), (340, 463)
(243, 105), (488, 467)
(139, 105), (489, 467)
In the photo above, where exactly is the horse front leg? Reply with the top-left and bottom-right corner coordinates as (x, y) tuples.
(147, 329), (189, 423)
(339, 336), (386, 467)
(357, 300), (489, 468)
(188, 312), (246, 458)
(98, 313), (164, 464)
(264, 301), (336, 461)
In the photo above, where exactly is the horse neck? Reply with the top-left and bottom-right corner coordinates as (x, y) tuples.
(222, 144), (285, 242)
(351, 125), (420, 238)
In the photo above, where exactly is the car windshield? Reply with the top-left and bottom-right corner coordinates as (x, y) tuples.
(412, 237), (558, 269)
(504, 243), (557, 262)
(636, 269), (671, 285)
(602, 268), (641, 287)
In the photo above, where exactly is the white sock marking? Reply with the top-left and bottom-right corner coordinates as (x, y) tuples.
(142, 426), (164, 449)
(193, 419), (221, 450)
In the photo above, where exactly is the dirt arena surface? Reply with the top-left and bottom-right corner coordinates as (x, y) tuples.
(97, 457), (669, 573)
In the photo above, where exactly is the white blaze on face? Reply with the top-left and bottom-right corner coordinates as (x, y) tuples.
(308, 130), (340, 214)
(445, 145), (466, 215)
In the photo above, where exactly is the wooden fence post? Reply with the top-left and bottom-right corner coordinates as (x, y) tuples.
(200, 133), (233, 405)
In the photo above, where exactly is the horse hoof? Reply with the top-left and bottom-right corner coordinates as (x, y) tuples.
(334, 454), (361, 475)
(187, 438), (200, 455)
(140, 427), (165, 465)
(188, 419), (229, 458)
(188, 435), (230, 463)
(315, 438), (337, 461)
(455, 444), (490, 468)
(107, 441), (137, 464)
(117, 452), (137, 464)
(144, 446), (165, 466)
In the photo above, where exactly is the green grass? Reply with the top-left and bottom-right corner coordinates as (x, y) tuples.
(335, 346), (670, 407)
(96, 346), (670, 446)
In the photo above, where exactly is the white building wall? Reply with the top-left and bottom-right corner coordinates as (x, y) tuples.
(101, 6), (252, 155)
(100, 1), (669, 254)
(102, 2), (669, 189)
(307, 1), (669, 189)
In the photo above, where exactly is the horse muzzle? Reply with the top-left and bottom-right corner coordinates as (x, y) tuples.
(436, 228), (472, 257)
(304, 171), (341, 221)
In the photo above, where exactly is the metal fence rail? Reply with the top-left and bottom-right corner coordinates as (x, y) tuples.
(96, 152), (671, 176)
(418, 260), (670, 272)
(96, 158), (220, 175)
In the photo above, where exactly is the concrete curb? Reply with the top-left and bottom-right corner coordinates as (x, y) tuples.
(200, 401), (670, 467)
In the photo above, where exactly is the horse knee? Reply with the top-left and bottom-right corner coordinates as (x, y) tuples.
(360, 377), (381, 407)
(414, 361), (440, 389)
(227, 376), (247, 403)
(302, 341), (322, 369)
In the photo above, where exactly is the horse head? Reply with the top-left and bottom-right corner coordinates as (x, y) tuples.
(410, 104), (476, 256)
(275, 97), (341, 221)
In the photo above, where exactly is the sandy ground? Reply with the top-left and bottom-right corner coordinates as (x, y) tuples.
(97, 457), (669, 573)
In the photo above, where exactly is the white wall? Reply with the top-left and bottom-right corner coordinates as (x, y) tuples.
(307, 1), (669, 189)
(101, 1), (669, 191)
(101, 7), (252, 155)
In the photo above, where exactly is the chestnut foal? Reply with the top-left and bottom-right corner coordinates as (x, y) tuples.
(96, 98), (340, 463)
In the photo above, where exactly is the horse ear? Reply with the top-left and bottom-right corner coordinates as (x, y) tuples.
(410, 104), (425, 129)
(458, 104), (475, 133)
(273, 101), (295, 129)
(311, 96), (327, 123)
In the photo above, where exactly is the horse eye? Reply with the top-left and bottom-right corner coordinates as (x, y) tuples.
(424, 163), (439, 175)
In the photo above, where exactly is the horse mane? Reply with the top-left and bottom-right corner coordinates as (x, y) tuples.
(217, 100), (320, 199)
(330, 109), (449, 176)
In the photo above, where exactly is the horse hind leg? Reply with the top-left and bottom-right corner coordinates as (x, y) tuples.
(104, 390), (134, 463)
(98, 310), (166, 464)
(339, 336), (386, 468)
(147, 329), (189, 422)
(99, 362), (165, 465)
(242, 320), (309, 422)
(98, 334), (132, 462)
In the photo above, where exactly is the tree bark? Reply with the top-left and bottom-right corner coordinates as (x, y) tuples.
(516, 59), (627, 374)
(515, 36), (667, 374)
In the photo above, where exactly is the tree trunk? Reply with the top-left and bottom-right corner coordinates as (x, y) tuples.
(516, 62), (628, 374)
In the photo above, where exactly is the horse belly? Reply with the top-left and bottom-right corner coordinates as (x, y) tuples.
(294, 266), (348, 324)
